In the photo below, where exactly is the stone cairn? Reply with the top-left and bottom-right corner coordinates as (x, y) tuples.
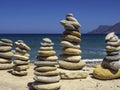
(0, 39), (14, 70)
(12, 40), (31, 76)
(58, 13), (88, 79)
(32, 38), (61, 90)
(93, 32), (120, 80)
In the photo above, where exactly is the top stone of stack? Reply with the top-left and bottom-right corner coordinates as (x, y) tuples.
(60, 13), (81, 30)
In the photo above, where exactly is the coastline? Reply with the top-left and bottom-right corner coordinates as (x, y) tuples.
(0, 62), (120, 90)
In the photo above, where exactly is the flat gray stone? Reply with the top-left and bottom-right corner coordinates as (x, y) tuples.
(13, 60), (29, 65)
(107, 40), (120, 46)
(1, 39), (13, 43)
(105, 55), (120, 61)
(59, 68), (88, 79)
(32, 82), (60, 90)
(102, 60), (120, 71)
(61, 41), (80, 49)
(107, 51), (119, 56)
(34, 66), (57, 72)
(34, 61), (57, 66)
(33, 75), (60, 83)
(0, 52), (13, 59)
(0, 46), (12, 52)
(59, 60), (86, 70)
(0, 41), (13, 46)
(0, 64), (14, 70)
(43, 38), (52, 43)
(59, 54), (81, 62)
(62, 34), (81, 43)
(34, 70), (59, 76)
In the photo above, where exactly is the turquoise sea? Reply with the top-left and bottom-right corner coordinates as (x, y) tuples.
(0, 34), (118, 61)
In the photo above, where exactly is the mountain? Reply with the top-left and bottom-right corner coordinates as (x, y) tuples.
(88, 22), (120, 34)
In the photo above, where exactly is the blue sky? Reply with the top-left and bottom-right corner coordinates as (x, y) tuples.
(0, 0), (120, 34)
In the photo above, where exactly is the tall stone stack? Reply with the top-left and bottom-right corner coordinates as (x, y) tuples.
(58, 13), (88, 79)
(93, 32), (120, 80)
(0, 39), (14, 70)
(32, 38), (61, 90)
(12, 40), (31, 76)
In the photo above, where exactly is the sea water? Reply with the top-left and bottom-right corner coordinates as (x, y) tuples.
(0, 34), (119, 61)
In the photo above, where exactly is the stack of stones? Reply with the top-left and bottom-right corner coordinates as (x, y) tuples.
(58, 13), (88, 79)
(12, 40), (31, 76)
(0, 39), (14, 70)
(32, 38), (61, 90)
(93, 32), (120, 80)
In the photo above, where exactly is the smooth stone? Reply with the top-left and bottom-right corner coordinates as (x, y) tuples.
(1, 39), (13, 43)
(43, 38), (52, 43)
(63, 30), (81, 37)
(93, 65), (120, 80)
(12, 70), (27, 76)
(15, 41), (31, 51)
(107, 51), (119, 56)
(59, 69), (88, 79)
(59, 54), (81, 62)
(15, 47), (28, 54)
(0, 52), (13, 59)
(33, 75), (60, 83)
(102, 60), (120, 71)
(59, 60), (86, 70)
(38, 50), (56, 56)
(13, 54), (29, 61)
(40, 42), (54, 46)
(105, 55), (120, 61)
(0, 46), (12, 52)
(34, 70), (59, 76)
(62, 34), (81, 43)
(15, 52), (30, 57)
(109, 35), (119, 42)
(60, 20), (80, 29)
(66, 16), (78, 22)
(37, 55), (58, 61)
(40, 46), (53, 50)
(107, 40), (120, 46)
(61, 41), (80, 49)
(34, 66), (57, 72)
(62, 48), (81, 55)
(13, 65), (29, 71)
(13, 60), (29, 65)
(32, 82), (60, 90)
(105, 32), (115, 41)
(17, 40), (24, 43)
(64, 24), (77, 30)
(0, 41), (13, 46)
(0, 64), (14, 70)
(0, 58), (12, 63)
(106, 45), (120, 52)
(66, 13), (73, 17)
(34, 61), (57, 66)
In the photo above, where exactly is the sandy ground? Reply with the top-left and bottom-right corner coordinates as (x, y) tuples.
(0, 65), (120, 90)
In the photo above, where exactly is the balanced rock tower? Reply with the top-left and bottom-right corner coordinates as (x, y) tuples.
(0, 39), (14, 70)
(12, 40), (31, 76)
(32, 38), (61, 90)
(58, 13), (88, 79)
(93, 32), (120, 79)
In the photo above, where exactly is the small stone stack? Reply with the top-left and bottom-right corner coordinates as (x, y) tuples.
(102, 32), (120, 70)
(32, 38), (61, 90)
(58, 13), (88, 79)
(12, 40), (31, 76)
(0, 39), (14, 70)
(93, 32), (120, 80)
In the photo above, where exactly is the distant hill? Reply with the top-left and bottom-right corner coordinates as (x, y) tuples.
(88, 22), (120, 34)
